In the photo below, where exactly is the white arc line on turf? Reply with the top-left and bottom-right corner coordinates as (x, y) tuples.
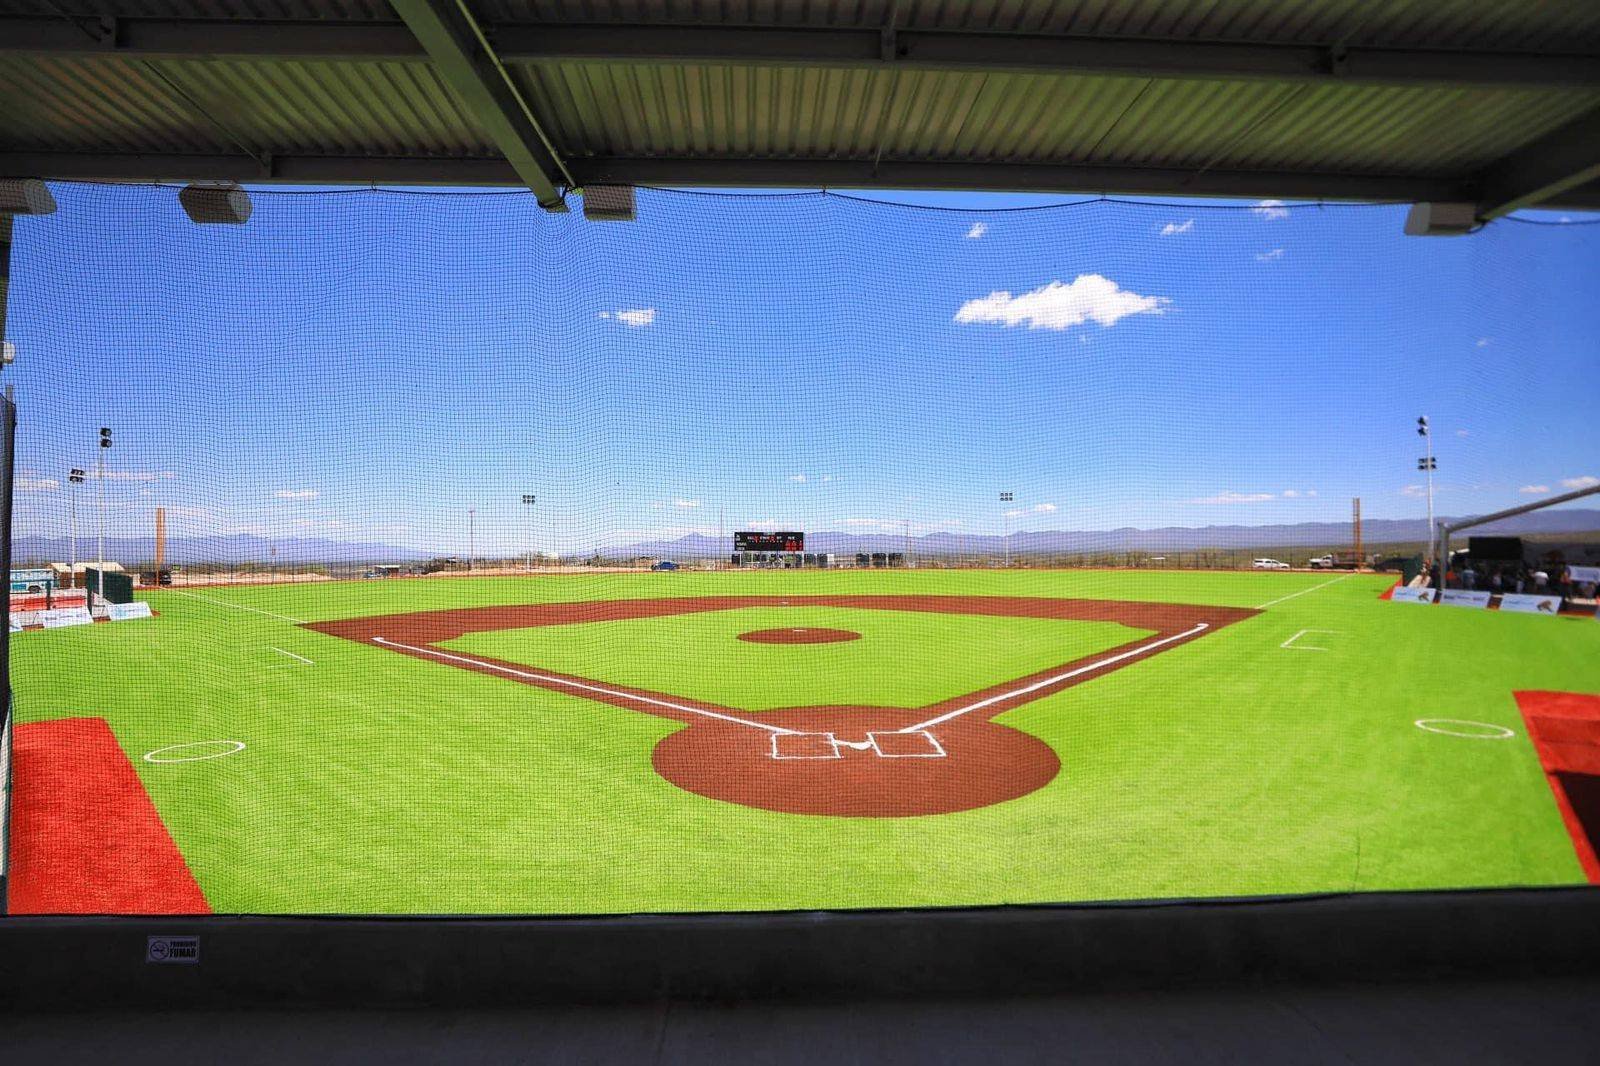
(899, 623), (1210, 734)
(166, 589), (308, 625)
(1254, 573), (1355, 610)
(371, 637), (796, 735)
(270, 646), (314, 665)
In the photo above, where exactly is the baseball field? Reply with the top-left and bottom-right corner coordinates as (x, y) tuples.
(7, 568), (1600, 915)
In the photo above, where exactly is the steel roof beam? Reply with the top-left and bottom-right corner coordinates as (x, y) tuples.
(387, 1), (568, 208)
(1474, 106), (1600, 219)
(0, 150), (1474, 202)
(3, 18), (1599, 90)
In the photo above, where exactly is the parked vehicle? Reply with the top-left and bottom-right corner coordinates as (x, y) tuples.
(650, 560), (679, 572)
(1252, 558), (1291, 570)
(1308, 551), (1364, 570)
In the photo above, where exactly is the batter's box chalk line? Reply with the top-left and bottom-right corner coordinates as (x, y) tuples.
(769, 730), (947, 760)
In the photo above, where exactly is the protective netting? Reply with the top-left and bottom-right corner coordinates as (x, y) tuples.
(1, 183), (1597, 915)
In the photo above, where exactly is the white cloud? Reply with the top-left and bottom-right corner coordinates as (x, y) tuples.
(1561, 475), (1600, 490)
(966, 222), (987, 239)
(1160, 219), (1194, 236)
(1255, 248), (1285, 262)
(274, 488), (319, 500)
(1187, 491), (1276, 505)
(1520, 484), (1551, 495)
(1004, 508), (1025, 518)
(1400, 484), (1428, 497)
(788, 474), (806, 483)
(1282, 490), (1300, 498)
(17, 477), (58, 492)
(673, 498), (701, 509)
(1455, 429), (1469, 438)
(599, 308), (656, 327)
(954, 275), (1170, 331)
(1252, 199), (1290, 221)
(1031, 502), (1056, 513)
(1476, 337), (1492, 348)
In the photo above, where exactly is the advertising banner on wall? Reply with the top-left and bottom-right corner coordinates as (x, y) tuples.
(1567, 565), (1600, 584)
(1391, 586), (1438, 604)
(107, 601), (154, 622)
(1439, 590), (1492, 608)
(39, 606), (93, 628)
(1499, 594), (1563, 616)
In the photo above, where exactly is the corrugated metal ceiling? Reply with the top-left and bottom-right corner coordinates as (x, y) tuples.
(1, 0), (1598, 209)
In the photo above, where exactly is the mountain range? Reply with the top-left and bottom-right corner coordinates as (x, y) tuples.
(10, 509), (1596, 565)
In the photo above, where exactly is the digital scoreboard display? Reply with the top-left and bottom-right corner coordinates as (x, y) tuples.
(735, 531), (804, 552)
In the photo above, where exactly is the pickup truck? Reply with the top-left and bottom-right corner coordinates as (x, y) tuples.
(1308, 552), (1363, 570)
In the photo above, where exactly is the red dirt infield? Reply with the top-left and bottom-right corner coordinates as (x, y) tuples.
(1516, 691), (1600, 883)
(308, 595), (1256, 817)
(6, 717), (210, 914)
(737, 626), (861, 644)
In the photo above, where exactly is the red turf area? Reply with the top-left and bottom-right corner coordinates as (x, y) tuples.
(6, 717), (209, 914)
(1516, 691), (1600, 884)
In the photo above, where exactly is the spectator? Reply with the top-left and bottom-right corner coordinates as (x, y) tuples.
(1462, 563), (1477, 591)
(1533, 569), (1550, 590)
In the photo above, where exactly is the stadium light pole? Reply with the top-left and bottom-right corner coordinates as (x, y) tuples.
(468, 508), (476, 571)
(94, 428), (111, 608)
(521, 494), (536, 570)
(1417, 416), (1437, 571)
(1000, 492), (1014, 567)
(67, 467), (85, 583)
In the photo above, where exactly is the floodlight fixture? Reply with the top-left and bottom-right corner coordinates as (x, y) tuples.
(581, 185), (636, 222)
(1404, 202), (1476, 237)
(0, 180), (57, 216)
(179, 182), (253, 225)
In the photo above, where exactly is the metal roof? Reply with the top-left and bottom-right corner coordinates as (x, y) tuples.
(2, 0), (1598, 216)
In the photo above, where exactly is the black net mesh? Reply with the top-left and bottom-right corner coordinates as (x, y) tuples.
(1, 183), (1597, 915)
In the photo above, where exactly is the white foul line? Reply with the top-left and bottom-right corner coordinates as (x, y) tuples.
(166, 588), (308, 625)
(372, 636), (795, 735)
(270, 646), (314, 665)
(899, 623), (1210, 734)
(1254, 573), (1355, 610)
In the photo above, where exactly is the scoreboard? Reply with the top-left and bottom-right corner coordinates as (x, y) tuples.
(735, 531), (804, 552)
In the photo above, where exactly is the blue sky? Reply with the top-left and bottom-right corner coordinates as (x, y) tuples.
(3, 184), (1597, 555)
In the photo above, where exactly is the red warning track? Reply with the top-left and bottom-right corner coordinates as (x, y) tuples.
(1516, 691), (1600, 883)
(309, 596), (1256, 816)
(6, 717), (210, 914)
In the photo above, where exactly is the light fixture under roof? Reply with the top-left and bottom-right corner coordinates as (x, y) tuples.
(179, 182), (253, 225)
(0, 179), (57, 216)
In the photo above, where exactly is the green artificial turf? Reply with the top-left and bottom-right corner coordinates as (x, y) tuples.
(440, 606), (1148, 711)
(9, 569), (1599, 914)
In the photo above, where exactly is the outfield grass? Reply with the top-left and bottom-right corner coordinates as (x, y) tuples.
(442, 606), (1149, 710)
(10, 569), (1600, 914)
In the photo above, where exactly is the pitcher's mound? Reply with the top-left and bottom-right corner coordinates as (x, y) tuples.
(738, 627), (860, 645)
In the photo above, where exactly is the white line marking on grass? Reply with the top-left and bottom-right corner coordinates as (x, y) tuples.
(1280, 629), (1342, 652)
(166, 589), (307, 625)
(372, 636), (794, 735)
(270, 646), (314, 665)
(899, 623), (1209, 734)
(145, 740), (246, 763)
(1414, 718), (1515, 740)
(1254, 573), (1355, 610)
